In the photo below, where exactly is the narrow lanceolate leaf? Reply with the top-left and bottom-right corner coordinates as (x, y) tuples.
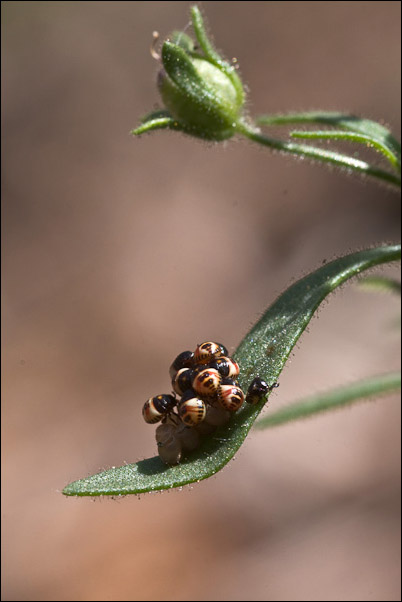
(63, 244), (401, 496)
(237, 122), (401, 187)
(256, 372), (401, 429)
(257, 111), (401, 166)
(290, 130), (401, 171)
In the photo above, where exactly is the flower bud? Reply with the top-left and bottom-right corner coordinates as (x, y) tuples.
(132, 6), (247, 141)
(157, 41), (244, 141)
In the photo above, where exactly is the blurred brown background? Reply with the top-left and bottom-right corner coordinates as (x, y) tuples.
(2, 2), (401, 600)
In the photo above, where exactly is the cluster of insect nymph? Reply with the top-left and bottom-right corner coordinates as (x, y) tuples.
(142, 341), (279, 465)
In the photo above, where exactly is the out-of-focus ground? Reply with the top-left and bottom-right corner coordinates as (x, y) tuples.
(2, 2), (401, 600)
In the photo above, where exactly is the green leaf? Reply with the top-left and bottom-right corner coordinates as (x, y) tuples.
(256, 372), (401, 429)
(63, 244), (401, 496)
(257, 112), (401, 157)
(290, 130), (401, 172)
(257, 111), (401, 175)
(237, 121), (401, 188)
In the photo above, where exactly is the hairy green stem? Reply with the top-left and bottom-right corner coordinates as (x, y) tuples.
(291, 130), (400, 171)
(237, 121), (401, 187)
(257, 111), (401, 157)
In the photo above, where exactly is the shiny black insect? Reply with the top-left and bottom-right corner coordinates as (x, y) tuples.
(142, 394), (177, 424)
(245, 377), (279, 405)
(194, 341), (228, 364)
(209, 356), (239, 379)
(169, 350), (194, 380)
(172, 367), (195, 396)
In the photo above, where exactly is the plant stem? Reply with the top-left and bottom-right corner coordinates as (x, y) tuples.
(291, 130), (400, 171)
(257, 111), (402, 159)
(237, 121), (401, 188)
